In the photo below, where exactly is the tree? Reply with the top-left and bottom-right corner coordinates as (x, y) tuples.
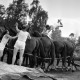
(0, 4), (6, 35)
(0, 5), (6, 26)
(5, 0), (29, 35)
(77, 36), (80, 46)
(29, 0), (48, 33)
(51, 27), (62, 40)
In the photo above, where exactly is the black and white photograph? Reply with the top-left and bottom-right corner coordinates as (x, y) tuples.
(0, 0), (80, 80)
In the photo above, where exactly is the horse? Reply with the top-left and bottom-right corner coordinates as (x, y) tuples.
(63, 38), (76, 71)
(23, 37), (45, 68)
(41, 27), (67, 69)
(52, 38), (76, 71)
(53, 40), (67, 69)
(31, 31), (55, 71)
(44, 26), (75, 71)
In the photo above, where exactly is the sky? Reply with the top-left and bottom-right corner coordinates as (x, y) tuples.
(0, 0), (80, 37)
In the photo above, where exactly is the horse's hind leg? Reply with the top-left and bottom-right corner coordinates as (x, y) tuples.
(67, 57), (71, 67)
(62, 57), (67, 68)
(54, 53), (61, 70)
(67, 51), (74, 71)
(0, 48), (7, 62)
(61, 53), (67, 71)
(71, 58), (77, 72)
(7, 51), (13, 64)
(68, 52), (76, 71)
(61, 46), (67, 70)
(0, 52), (5, 61)
(22, 54), (28, 67)
(56, 56), (61, 68)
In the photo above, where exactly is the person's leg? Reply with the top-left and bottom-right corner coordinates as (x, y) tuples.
(0, 45), (4, 59)
(0, 50), (3, 58)
(12, 47), (18, 65)
(0, 50), (4, 61)
(19, 49), (24, 66)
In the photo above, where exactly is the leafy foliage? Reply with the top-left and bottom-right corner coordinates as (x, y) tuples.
(0, 0), (48, 35)
(52, 28), (62, 40)
(76, 36), (80, 46)
(5, 0), (29, 35)
(0, 4), (5, 25)
(0, 5), (6, 33)
(29, 0), (48, 33)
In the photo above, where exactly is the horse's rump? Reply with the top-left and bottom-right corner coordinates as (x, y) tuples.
(25, 37), (37, 53)
(63, 40), (75, 56)
(53, 40), (66, 57)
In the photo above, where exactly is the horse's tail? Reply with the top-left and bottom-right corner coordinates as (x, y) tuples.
(64, 41), (75, 67)
(62, 41), (67, 67)
(50, 40), (55, 65)
(38, 38), (45, 60)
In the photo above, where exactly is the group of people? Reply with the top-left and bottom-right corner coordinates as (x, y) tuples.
(0, 23), (31, 66)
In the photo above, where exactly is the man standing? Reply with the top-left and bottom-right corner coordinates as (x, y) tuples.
(12, 23), (31, 66)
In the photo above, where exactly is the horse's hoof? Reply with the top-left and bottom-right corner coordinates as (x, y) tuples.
(43, 69), (46, 72)
(61, 68), (64, 72)
(37, 68), (44, 73)
(55, 66), (59, 69)
(54, 68), (57, 71)
(47, 68), (50, 72)
(72, 70), (75, 72)
(65, 69), (68, 71)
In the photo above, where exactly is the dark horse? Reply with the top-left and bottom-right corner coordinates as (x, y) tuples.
(53, 38), (75, 71)
(64, 39), (76, 70)
(3, 37), (45, 68)
(53, 40), (67, 69)
(23, 37), (45, 68)
(31, 31), (55, 71)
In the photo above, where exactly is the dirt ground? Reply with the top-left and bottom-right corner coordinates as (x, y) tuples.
(47, 70), (80, 80)
(44, 60), (80, 80)
(46, 63), (80, 80)
(2, 54), (80, 80)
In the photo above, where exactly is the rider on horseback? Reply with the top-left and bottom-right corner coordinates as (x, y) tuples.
(42, 19), (63, 40)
